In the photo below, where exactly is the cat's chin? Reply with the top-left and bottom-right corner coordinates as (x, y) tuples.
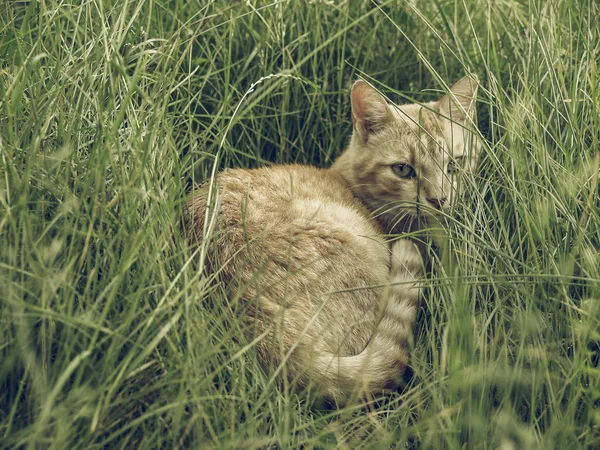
(380, 210), (427, 236)
(380, 207), (449, 237)
(421, 209), (447, 225)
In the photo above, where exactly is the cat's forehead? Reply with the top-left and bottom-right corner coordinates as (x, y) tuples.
(384, 103), (457, 160)
(392, 103), (439, 131)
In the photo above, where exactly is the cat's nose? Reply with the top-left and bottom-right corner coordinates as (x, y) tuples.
(427, 197), (447, 210)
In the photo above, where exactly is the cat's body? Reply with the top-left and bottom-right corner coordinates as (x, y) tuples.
(203, 165), (388, 358)
(187, 76), (479, 404)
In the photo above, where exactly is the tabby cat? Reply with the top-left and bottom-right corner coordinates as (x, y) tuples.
(186, 76), (480, 404)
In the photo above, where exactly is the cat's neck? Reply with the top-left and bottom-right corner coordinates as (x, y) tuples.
(329, 145), (354, 188)
(330, 141), (433, 238)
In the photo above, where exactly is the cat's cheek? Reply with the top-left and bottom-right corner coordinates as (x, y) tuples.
(379, 175), (407, 197)
(395, 185), (417, 207)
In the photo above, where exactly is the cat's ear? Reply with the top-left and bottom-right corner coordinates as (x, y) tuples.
(437, 76), (478, 124)
(351, 80), (392, 143)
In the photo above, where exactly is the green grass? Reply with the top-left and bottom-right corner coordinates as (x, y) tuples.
(1, 0), (599, 448)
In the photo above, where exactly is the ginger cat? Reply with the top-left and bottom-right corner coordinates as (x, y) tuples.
(186, 76), (480, 404)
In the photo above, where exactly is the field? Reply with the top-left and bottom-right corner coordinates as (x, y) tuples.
(1, 0), (599, 448)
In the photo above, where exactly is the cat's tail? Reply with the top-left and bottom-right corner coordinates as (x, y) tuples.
(305, 239), (423, 405)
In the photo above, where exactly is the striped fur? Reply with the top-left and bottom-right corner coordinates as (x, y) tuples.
(185, 77), (479, 404)
(304, 239), (423, 403)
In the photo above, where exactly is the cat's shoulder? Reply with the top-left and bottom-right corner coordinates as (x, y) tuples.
(217, 164), (351, 200)
(218, 163), (335, 183)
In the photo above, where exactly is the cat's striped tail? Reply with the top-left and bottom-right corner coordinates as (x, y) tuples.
(306, 239), (423, 405)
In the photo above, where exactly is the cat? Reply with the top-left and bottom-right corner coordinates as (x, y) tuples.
(185, 76), (480, 404)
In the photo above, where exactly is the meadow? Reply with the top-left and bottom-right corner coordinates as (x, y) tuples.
(1, 0), (599, 448)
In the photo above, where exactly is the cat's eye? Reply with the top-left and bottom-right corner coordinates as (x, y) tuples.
(391, 164), (416, 178)
(447, 157), (464, 174)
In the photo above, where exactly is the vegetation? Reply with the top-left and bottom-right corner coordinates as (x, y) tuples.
(1, 0), (599, 447)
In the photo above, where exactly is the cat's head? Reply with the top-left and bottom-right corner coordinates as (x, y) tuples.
(333, 76), (481, 233)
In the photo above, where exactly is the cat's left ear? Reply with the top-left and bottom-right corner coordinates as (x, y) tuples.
(351, 80), (392, 144)
(437, 76), (478, 124)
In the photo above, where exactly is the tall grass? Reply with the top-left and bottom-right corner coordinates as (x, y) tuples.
(1, 0), (599, 448)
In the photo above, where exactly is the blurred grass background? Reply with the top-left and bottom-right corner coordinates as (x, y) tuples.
(1, 0), (599, 448)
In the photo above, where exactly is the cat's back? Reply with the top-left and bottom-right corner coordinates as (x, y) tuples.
(214, 164), (380, 240)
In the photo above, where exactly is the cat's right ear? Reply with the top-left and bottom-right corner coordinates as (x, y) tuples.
(351, 80), (392, 144)
(437, 76), (478, 124)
